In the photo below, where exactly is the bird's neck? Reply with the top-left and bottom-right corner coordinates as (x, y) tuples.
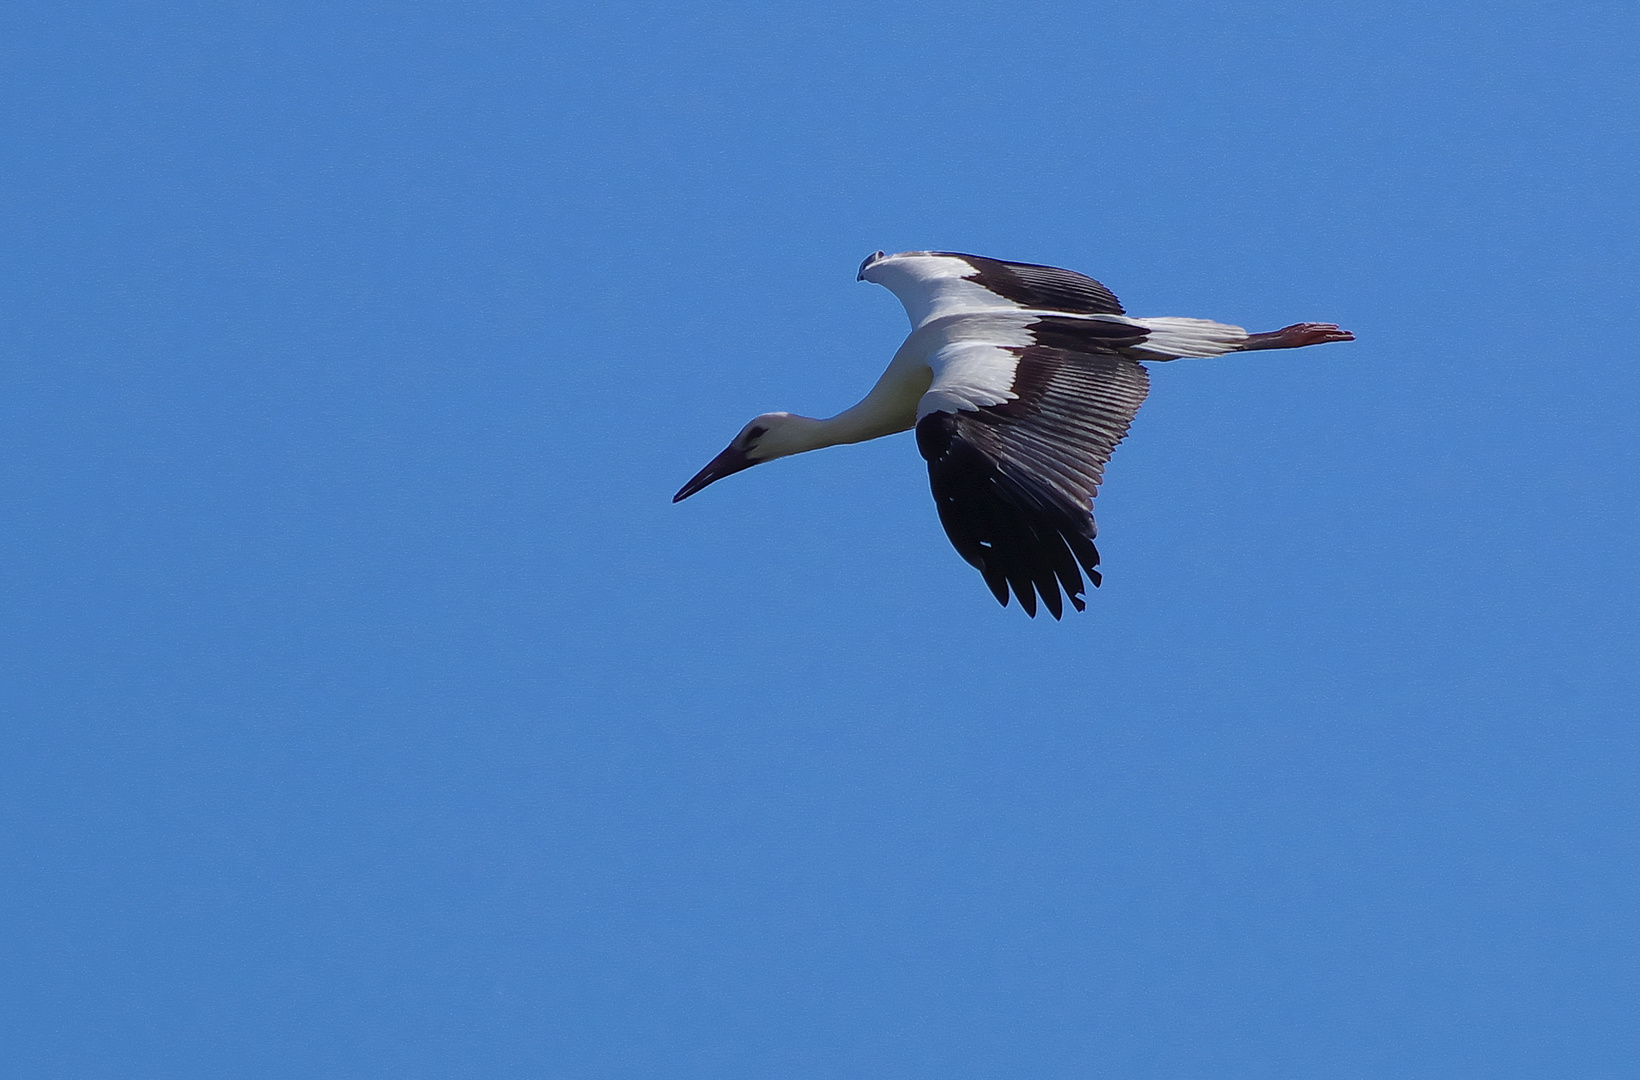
(754, 405), (908, 462)
(823, 397), (917, 445)
(759, 356), (931, 460)
(810, 393), (922, 449)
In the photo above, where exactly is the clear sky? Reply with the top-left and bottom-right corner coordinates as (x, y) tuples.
(2, 1), (1637, 1076)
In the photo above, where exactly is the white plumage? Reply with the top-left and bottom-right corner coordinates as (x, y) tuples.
(675, 250), (1354, 618)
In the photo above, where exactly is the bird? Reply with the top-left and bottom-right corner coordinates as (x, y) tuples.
(673, 251), (1353, 618)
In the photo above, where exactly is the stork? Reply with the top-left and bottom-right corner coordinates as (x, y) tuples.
(674, 251), (1353, 618)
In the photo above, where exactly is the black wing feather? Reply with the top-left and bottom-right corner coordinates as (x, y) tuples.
(917, 330), (1149, 618)
(938, 252), (1126, 316)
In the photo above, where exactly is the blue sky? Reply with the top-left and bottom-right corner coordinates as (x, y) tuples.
(2, 1), (1637, 1076)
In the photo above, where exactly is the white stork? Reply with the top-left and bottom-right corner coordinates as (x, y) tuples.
(674, 251), (1353, 618)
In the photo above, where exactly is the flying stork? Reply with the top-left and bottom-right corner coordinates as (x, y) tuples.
(674, 251), (1353, 618)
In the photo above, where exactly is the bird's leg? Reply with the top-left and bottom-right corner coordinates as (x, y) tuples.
(1238, 323), (1355, 351)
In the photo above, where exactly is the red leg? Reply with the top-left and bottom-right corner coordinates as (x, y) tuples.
(1239, 323), (1355, 351)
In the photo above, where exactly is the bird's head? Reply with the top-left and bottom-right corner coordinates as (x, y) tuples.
(672, 412), (819, 502)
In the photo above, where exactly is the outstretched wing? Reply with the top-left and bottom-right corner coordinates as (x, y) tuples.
(859, 251), (1126, 328)
(937, 252), (1125, 315)
(915, 315), (1150, 618)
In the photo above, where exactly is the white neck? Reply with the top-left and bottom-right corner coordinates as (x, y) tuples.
(757, 405), (903, 460)
(757, 355), (932, 460)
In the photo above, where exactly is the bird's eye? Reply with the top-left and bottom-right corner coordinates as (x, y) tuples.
(745, 425), (767, 444)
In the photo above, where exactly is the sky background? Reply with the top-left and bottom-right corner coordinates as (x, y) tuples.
(2, 1), (1637, 1076)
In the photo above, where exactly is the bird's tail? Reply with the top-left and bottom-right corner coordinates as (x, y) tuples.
(1127, 317), (1250, 360)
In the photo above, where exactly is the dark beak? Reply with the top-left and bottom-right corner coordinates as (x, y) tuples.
(673, 442), (756, 502)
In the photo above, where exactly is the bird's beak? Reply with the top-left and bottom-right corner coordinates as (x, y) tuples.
(673, 442), (756, 502)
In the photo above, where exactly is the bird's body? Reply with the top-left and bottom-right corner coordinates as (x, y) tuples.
(675, 251), (1353, 618)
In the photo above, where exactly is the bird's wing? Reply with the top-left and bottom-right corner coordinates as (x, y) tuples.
(915, 314), (1151, 619)
(936, 252), (1125, 315)
(864, 252), (1125, 328)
